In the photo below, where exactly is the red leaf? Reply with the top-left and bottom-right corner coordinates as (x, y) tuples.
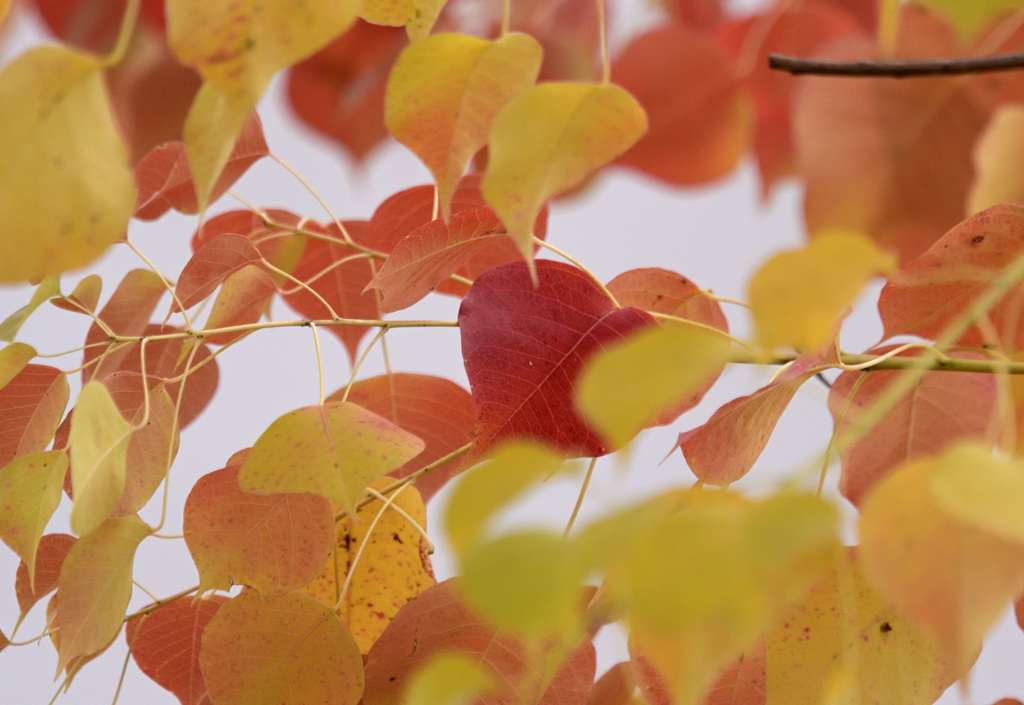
(126, 595), (229, 705)
(828, 347), (998, 507)
(586, 663), (635, 705)
(364, 578), (596, 705)
(176, 234), (265, 310)
(878, 204), (1024, 349)
(612, 26), (748, 186)
(32, 0), (166, 52)
(329, 373), (475, 501)
(0, 364), (69, 466)
(631, 639), (766, 705)
(286, 19), (406, 160)
(459, 260), (655, 459)
(133, 112), (268, 220)
(191, 208), (303, 252)
(15, 533), (75, 617)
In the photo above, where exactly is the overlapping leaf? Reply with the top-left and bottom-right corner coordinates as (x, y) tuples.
(630, 641), (766, 705)
(126, 595), (229, 705)
(175, 233), (265, 310)
(15, 533), (75, 618)
(612, 26), (749, 186)
(968, 105), (1024, 215)
(300, 478), (435, 652)
(459, 260), (655, 459)
(238, 401), (424, 515)
(360, 0), (447, 38)
(915, 0), (1024, 39)
(385, 32), (542, 219)
(483, 82), (647, 267)
(203, 264), (279, 345)
(54, 514), (150, 673)
(878, 204), (1024, 349)
(0, 451), (67, 586)
(330, 373), (475, 501)
(828, 347), (997, 506)
(183, 465), (334, 596)
(0, 45), (134, 283)
(363, 578), (596, 705)
(0, 363), (69, 466)
(49, 274), (102, 315)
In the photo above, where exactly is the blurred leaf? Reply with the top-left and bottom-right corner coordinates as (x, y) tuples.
(402, 654), (493, 705)
(0, 278), (60, 342)
(968, 105), (1024, 215)
(913, 0), (1024, 39)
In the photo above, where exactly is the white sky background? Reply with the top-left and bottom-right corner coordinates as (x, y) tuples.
(1, 1), (1023, 703)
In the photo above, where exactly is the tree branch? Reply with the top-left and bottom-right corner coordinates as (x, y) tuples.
(768, 52), (1024, 77)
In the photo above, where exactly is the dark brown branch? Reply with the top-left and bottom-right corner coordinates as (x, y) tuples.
(768, 52), (1024, 77)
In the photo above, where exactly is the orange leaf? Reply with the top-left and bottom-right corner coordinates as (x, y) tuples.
(587, 663), (636, 705)
(126, 594), (229, 705)
(183, 465), (334, 596)
(0, 364), (69, 467)
(15, 533), (75, 618)
(0, 451), (68, 586)
(199, 589), (364, 705)
(203, 265), (278, 345)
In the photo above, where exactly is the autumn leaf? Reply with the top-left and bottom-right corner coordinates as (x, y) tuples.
(183, 465), (335, 596)
(968, 105), (1024, 215)
(482, 82), (647, 268)
(587, 663), (636, 705)
(385, 32), (542, 219)
(54, 514), (151, 674)
(0, 364), (70, 466)
(15, 533), (75, 618)
(126, 595), (229, 705)
(330, 373), (475, 501)
(238, 401), (425, 516)
(49, 274), (102, 315)
(459, 260), (655, 459)
(202, 264), (279, 345)
(915, 0), (1024, 39)
(360, 0), (447, 38)
(631, 640), (767, 705)
(0, 451), (67, 587)
(0, 45), (134, 283)
(402, 654), (493, 705)
(300, 477), (436, 652)
(0, 343), (36, 392)
(199, 589), (364, 705)
(0, 278), (60, 342)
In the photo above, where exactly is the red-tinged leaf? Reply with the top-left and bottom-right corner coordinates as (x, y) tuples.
(15, 532), (74, 614)
(281, 221), (381, 362)
(663, 0), (722, 28)
(364, 579), (596, 705)
(459, 260), (655, 460)
(794, 6), (989, 264)
(54, 514), (151, 673)
(0, 342), (36, 392)
(0, 364), (69, 466)
(612, 25), (748, 186)
(606, 268), (729, 425)
(49, 274), (102, 315)
(286, 20), (406, 161)
(586, 663), (635, 705)
(183, 465), (335, 596)
(0, 450), (68, 585)
(238, 401), (425, 516)
(126, 594), (229, 705)
(678, 373), (813, 485)
(509, 0), (602, 82)
(133, 112), (268, 219)
(175, 234), (265, 310)
(878, 204), (1024, 349)
(630, 641), (766, 705)
(717, 5), (862, 196)
(329, 373), (475, 501)
(32, 0), (166, 52)
(82, 269), (167, 384)
(367, 175), (547, 297)
(203, 265), (278, 345)
(199, 589), (364, 705)
(16, 533), (75, 616)
(368, 207), (511, 312)
(191, 207), (303, 252)
(829, 348), (998, 507)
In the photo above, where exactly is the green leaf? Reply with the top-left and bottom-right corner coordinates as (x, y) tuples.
(403, 654), (493, 705)
(0, 278), (60, 342)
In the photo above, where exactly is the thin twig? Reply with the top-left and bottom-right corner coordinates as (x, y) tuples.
(769, 51), (1024, 77)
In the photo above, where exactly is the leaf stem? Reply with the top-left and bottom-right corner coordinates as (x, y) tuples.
(103, 0), (140, 68)
(596, 0), (610, 84)
(564, 457), (597, 537)
(364, 486), (434, 553)
(535, 237), (619, 306)
(268, 154), (354, 245)
(311, 323), (325, 406)
(126, 240), (193, 332)
(334, 484), (409, 611)
(123, 584), (200, 622)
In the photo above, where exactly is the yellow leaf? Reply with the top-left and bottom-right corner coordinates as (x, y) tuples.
(482, 83), (647, 274)
(968, 105), (1024, 215)
(748, 231), (895, 351)
(182, 84), (255, 213)
(576, 325), (730, 449)
(858, 444), (1024, 673)
(386, 32), (542, 220)
(360, 0), (448, 39)
(0, 343), (37, 392)
(403, 654), (492, 705)
(928, 444), (1024, 544)
(301, 478), (435, 652)
(0, 450), (68, 587)
(0, 278), (59, 342)
(444, 442), (570, 555)
(767, 548), (959, 705)
(0, 47), (133, 284)
(69, 382), (134, 537)
(913, 0), (1024, 40)
(238, 401), (425, 516)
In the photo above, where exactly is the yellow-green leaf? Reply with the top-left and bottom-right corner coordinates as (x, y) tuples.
(403, 653), (492, 705)
(968, 105), (1024, 215)
(0, 450), (68, 587)
(0, 46), (133, 284)
(576, 325), (730, 449)
(69, 382), (134, 537)
(444, 442), (569, 555)
(0, 343), (36, 392)
(928, 444), (1024, 544)
(748, 231), (895, 351)
(0, 278), (59, 343)
(482, 82), (647, 273)
(360, 0), (448, 39)
(386, 32), (542, 220)
(182, 84), (256, 213)
(238, 401), (425, 516)
(913, 0), (1024, 39)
